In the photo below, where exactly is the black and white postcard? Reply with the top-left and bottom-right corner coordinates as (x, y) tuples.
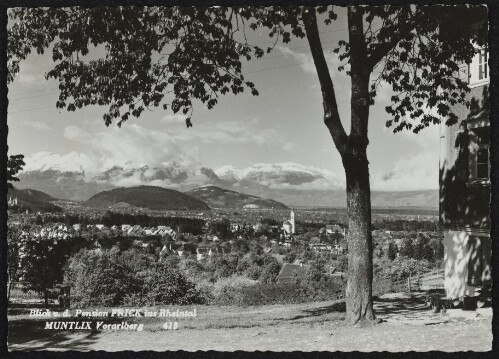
(4, 2), (494, 352)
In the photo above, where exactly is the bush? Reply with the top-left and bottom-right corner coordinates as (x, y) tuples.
(209, 275), (259, 305)
(259, 257), (281, 284)
(238, 279), (345, 306)
(65, 250), (141, 307)
(137, 262), (205, 306)
(307, 257), (326, 283)
(246, 264), (263, 280)
(283, 252), (297, 263)
(208, 255), (239, 280)
(66, 249), (204, 307)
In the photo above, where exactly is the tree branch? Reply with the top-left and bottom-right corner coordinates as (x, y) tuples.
(366, 33), (402, 71)
(366, 6), (413, 71)
(302, 7), (348, 155)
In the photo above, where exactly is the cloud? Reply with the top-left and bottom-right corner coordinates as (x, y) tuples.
(21, 120), (51, 131)
(371, 151), (438, 191)
(160, 114), (187, 124)
(277, 46), (317, 74)
(283, 142), (297, 152)
(372, 125), (440, 191)
(169, 119), (283, 146)
(61, 123), (195, 176)
(219, 162), (346, 191)
(64, 125), (92, 141)
(276, 45), (342, 77)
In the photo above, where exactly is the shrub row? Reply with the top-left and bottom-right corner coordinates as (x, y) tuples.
(210, 278), (345, 306)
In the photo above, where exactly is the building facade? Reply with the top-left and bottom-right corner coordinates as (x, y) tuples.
(282, 209), (295, 237)
(439, 46), (490, 300)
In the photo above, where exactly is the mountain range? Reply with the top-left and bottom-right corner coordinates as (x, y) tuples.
(16, 153), (438, 208)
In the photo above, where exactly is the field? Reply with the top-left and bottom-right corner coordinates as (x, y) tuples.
(8, 293), (492, 352)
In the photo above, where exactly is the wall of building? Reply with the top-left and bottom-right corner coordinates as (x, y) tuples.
(440, 75), (490, 300)
(443, 230), (491, 299)
(439, 85), (490, 230)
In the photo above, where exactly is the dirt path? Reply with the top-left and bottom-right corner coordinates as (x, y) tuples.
(8, 293), (492, 352)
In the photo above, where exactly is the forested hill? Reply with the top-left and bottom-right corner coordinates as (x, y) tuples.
(8, 187), (62, 212)
(187, 186), (289, 209)
(83, 186), (210, 211)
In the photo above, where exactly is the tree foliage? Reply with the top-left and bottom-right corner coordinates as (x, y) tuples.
(7, 5), (486, 131)
(7, 224), (24, 301)
(7, 154), (25, 188)
(387, 241), (398, 261)
(17, 229), (70, 305)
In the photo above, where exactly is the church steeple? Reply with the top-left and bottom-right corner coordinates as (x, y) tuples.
(290, 209), (295, 234)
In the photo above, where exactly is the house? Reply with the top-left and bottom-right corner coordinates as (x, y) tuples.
(95, 224), (105, 230)
(325, 224), (344, 236)
(332, 237), (347, 255)
(8, 196), (18, 207)
(282, 209), (295, 237)
(439, 43), (490, 302)
(276, 263), (310, 284)
(270, 253), (285, 265)
(128, 225), (144, 237)
(156, 226), (176, 239)
(310, 243), (329, 252)
(195, 243), (229, 261)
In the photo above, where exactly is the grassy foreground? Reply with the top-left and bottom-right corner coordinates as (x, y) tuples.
(8, 294), (492, 352)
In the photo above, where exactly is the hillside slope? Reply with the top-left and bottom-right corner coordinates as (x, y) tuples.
(84, 186), (210, 211)
(187, 186), (289, 209)
(8, 187), (62, 212)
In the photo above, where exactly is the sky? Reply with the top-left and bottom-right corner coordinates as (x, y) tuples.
(7, 7), (441, 192)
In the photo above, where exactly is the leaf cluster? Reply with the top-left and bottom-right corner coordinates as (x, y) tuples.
(7, 154), (25, 188)
(8, 7), (266, 127)
(362, 5), (487, 133)
(8, 5), (487, 133)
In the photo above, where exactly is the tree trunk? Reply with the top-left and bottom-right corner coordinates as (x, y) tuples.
(7, 278), (13, 303)
(343, 150), (375, 324)
(44, 288), (49, 307)
(303, 6), (376, 325)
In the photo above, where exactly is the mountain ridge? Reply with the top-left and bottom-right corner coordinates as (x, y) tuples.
(83, 186), (210, 211)
(8, 187), (62, 212)
(187, 185), (289, 209)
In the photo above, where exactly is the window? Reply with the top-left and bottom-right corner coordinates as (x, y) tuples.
(469, 48), (489, 87)
(468, 126), (490, 183)
(478, 49), (488, 80)
(476, 147), (488, 179)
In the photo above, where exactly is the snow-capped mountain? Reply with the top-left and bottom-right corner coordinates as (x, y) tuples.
(213, 165), (241, 183)
(16, 152), (437, 208)
(238, 163), (335, 186)
(23, 151), (93, 174)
